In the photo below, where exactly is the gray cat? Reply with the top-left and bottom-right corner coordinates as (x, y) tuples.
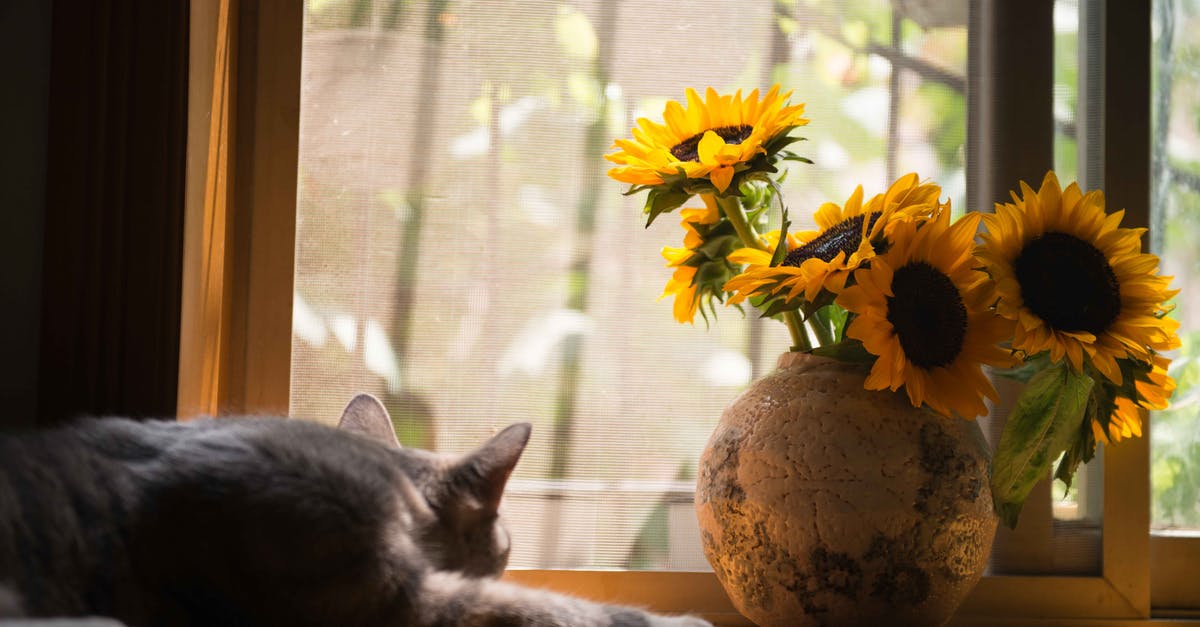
(0, 395), (710, 626)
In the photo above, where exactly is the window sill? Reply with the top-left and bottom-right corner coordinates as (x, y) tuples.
(503, 570), (1200, 626)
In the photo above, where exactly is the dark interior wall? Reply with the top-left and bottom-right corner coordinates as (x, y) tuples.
(0, 0), (53, 429)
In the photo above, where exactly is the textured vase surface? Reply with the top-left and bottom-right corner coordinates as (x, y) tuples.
(695, 352), (997, 627)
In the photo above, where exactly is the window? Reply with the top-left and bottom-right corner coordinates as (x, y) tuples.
(1151, 0), (1200, 533)
(291, 0), (969, 572)
(1150, 0), (1200, 612)
(182, 0), (1200, 621)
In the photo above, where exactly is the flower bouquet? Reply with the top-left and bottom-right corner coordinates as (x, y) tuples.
(607, 85), (1180, 529)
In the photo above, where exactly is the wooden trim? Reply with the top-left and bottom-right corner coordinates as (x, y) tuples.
(179, 0), (232, 419)
(1104, 414), (1152, 616)
(949, 618), (1200, 627)
(179, 0), (300, 418)
(970, 0), (1095, 578)
(503, 570), (1169, 624)
(967, 0), (1054, 216)
(503, 570), (751, 626)
(1101, 0), (1151, 232)
(1151, 534), (1200, 610)
(226, 0), (302, 415)
(961, 576), (1141, 619)
(1099, 0), (1153, 617)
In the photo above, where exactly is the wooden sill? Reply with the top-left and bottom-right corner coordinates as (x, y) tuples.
(503, 570), (752, 626)
(503, 570), (1200, 626)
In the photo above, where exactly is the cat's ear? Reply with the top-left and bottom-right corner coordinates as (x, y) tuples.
(456, 423), (531, 512)
(337, 394), (401, 449)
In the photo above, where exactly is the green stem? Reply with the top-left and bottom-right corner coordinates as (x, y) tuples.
(783, 310), (811, 351)
(716, 194), (810, 350)
(715, 194), (766, 252)
(806, 307), (839, 347)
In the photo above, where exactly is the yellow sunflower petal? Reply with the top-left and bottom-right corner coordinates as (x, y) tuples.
(977, 170), (1180, 376)
(728, 248), (773, 265)
(709, 165), (734, 193)
(837, 199), (1009, 418)
(606, 85), (808, 193)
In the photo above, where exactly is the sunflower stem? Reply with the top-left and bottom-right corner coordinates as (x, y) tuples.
(805, 306), (840, 348)
(716, 193), (767, 252)
(784, 310), (811, 351)
(715, 194), (810, 350)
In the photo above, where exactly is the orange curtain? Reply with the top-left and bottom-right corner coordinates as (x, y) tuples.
(37, 0), (190, 425)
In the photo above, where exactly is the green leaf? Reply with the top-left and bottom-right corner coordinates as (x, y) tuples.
(765, 135), (806, 153)
(762, 129), (807, 153)
(694, 260), (732, 284)
(990, 361), (1095, 529)
(798, 289), (837, 318)
(812, 303), (850, 342)
(781, 153), (814, 164)
(759, 297), (804, 319)
(993, 353), (1050, 383)
(1119, 356), (1155, 400)
(659, 167), (690, 186)
(1054, 392), (1100, 490)
(771, 208), (792, 266)
(644, 188), (691, 227)
(1091, 376), (1120, 436)
(695, 233), (738, 260)
(810, 339), (875, 364)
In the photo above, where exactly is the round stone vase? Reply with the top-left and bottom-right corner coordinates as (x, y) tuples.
(695, 352), (996, 627)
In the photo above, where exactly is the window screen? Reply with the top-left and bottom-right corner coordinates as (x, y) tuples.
(291, 0), (971, 570)
(1151, 0), (1200, 532)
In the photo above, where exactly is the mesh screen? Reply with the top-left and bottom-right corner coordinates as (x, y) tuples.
(290, 0), (1011, 570)
(1151, 0), (1200, 532)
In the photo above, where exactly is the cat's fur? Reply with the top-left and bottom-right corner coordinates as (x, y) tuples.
(0, 395), (709, 626)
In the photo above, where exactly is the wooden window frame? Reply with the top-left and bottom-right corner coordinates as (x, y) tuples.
(180, 0), (1199, 623)
(179, 0), (298, 420)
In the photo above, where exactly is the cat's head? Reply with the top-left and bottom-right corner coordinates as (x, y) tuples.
(337, 394), (530, 578)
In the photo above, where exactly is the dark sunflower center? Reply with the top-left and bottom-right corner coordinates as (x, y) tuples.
(885, 262), (967, 370)
(782, 212), (884, 267)
(670, 124), (754, 162)
(1012, 231), (1121, 335)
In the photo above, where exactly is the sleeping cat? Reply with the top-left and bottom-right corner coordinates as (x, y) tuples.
(0, 395), (710, 626)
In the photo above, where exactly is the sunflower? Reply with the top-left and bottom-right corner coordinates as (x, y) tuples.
(1094, 354), (1176, 444)
(724, 173), (942, 311)
(1102, 397), (1146, 444)
(606, 85), (808, 195)
(659, 194), (735, 324)
(836, 208), (1015, 418)
(661, 262), (703, 324)
(976, 171), (1180, 384)
(1135, 353), (1176, 411)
